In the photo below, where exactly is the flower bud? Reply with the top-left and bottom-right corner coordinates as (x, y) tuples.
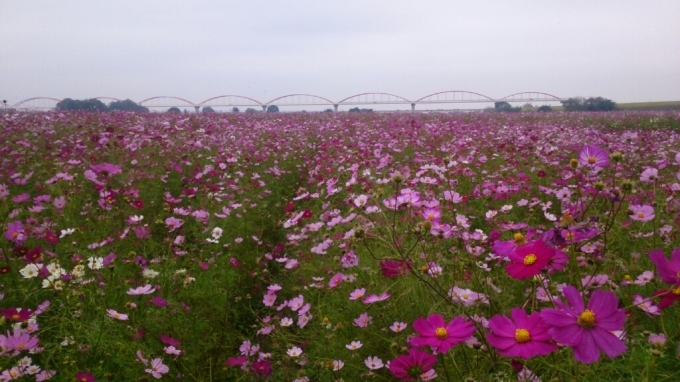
(569, 158), (579, 168)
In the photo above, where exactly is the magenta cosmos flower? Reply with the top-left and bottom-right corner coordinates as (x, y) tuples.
(486, 308), (557, 359)
(505, 240), (555, 280)
(389, 348), (437, 381)
(648, 247), (680, 286)
(578, 145), (609, 170)
(409, 314), (476, 354)
(540, 286), (626, 364)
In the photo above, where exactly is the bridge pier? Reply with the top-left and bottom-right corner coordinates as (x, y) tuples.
(262, 105), (268, 112)
(411, 103), (415, 111)
(194, 106), (200, 113)
(334, 104), (338, 112)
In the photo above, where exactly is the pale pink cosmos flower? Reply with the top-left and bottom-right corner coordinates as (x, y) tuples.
(640, 167), (658, 183)
(629, 204), (654, 222)
(145, 358), (169, 379)
(349, 288), (366, 300)
(390, 322), (407, 332)
(332, 360), (344, 371)
(633, 294), (660, 316)
(346, 340), (363, 350)
(164, 217), (183, 232)
(127, 285), (156, 295)
(262, 293), (277, 307)
(362, 293), (390, 304)
(286, 346), (303, 357)
(364, 356), (384, 370)
(648, 333), (666, 347)
(634, 271), (653, 286)
(164, 346), (182, 355)
(106, 309), (128, 321)
(354, 312), (372, 327)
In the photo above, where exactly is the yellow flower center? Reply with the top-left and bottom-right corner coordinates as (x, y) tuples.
(588, 156), (596, 164)
(578, 310), (596, 328)
(11, 313), (20, 320)
(435, 327), (448, 339)
(623, 275), (631, 282)
(637, 212), (645, 219)
(523, 254), (537, 265)
(515, 328), (531, 343)
(672, 286), (680, 296)
(565, 232), (574, 240)
(513, 233), (526, 245)
(12, 232), (18, 238)
(18, 344), (25, 350)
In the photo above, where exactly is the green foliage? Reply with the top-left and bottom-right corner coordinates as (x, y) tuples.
(537, 105), (553, 112)
(561, 96), (616, 111)
(266, 105), (279, 113)
(348, 107), (373, 113)
(202, 106), (215, 113)
(167, 107), (181, 113)
(107, 99), (149, 112)
(56, 98), (107, 111)
(494, 101), (522, 112)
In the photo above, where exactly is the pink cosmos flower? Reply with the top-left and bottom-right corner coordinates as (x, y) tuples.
(363, 292), (390, 304)
(389, 348), (437, 381)
(145, 358), (169, 379)
(633, 294), (660, 316)
(127, 285), (156, 295)
(505, 240), (555, 280)
(328, 273), (344, 288)
(639, 167), (658, 183)
(159, 334), (181, 346)
(409, 314), (476, 354)
(349, 288), (366, 300)
(4, 221), (26, 244)
(486, 308), (557, 359)
(2, 328), (40, 352)
(629, 204), (654, 222)
(380, 259), (411, 278)
(354, 312), (372, 327)
(578, 145), (609, 170)
(648, 333), (666, 347)
(346, 340), (363, 350)
(165, 217), (183, 232)
(263, 292), (277, 307)
(540, 285), (626, 364)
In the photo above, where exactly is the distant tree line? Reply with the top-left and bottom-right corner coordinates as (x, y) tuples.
(348, 107), (373, 113)
(56, 98), (149, 112)
(561, 97), (616, 111)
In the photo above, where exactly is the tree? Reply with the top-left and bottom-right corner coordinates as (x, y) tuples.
(202, 106), (215, 113)
(323, 108), (333, 113)
(232, 107), (240, 113)
(561, 97), (616, 111)
(56, 98), (107, 111)
(266, 105), (279, 113)
(348, 107), (373, 113)
(537, 105), (553, 112)
(494, 102), (521, 113)
(107, 99), (148, 112)
(245, 108), (258, 113)
(167, 107), (181, 113)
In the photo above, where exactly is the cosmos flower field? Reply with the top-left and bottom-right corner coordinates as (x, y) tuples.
(1, 110), (680, 381)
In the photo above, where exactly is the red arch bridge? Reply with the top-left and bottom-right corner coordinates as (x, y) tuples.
(8, 92), (564, 111)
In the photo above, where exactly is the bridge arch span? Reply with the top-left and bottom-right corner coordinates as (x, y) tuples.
(499, 92), (563, 102)
(415, 91), (495, 103)
(12, 97), (63, 108)
(199, 95), (263, 107)
(265, 94), (334, 106)
(337, 92), (412, 105)
(137, 96), (197, 107)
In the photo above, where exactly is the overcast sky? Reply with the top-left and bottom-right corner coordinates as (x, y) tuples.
(2, 1), (679, 110)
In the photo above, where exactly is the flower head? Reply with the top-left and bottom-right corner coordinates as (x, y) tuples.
(145, 358), (169, 379)
(388, 348), (437, 381)
(409, 314), (476, 354)
(649, 247), (680, 286)
(540, 285), (626, 363)
(505, 240), (555, 280)
(486, 308), (557, 359)
(578, 145), (609, 171)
